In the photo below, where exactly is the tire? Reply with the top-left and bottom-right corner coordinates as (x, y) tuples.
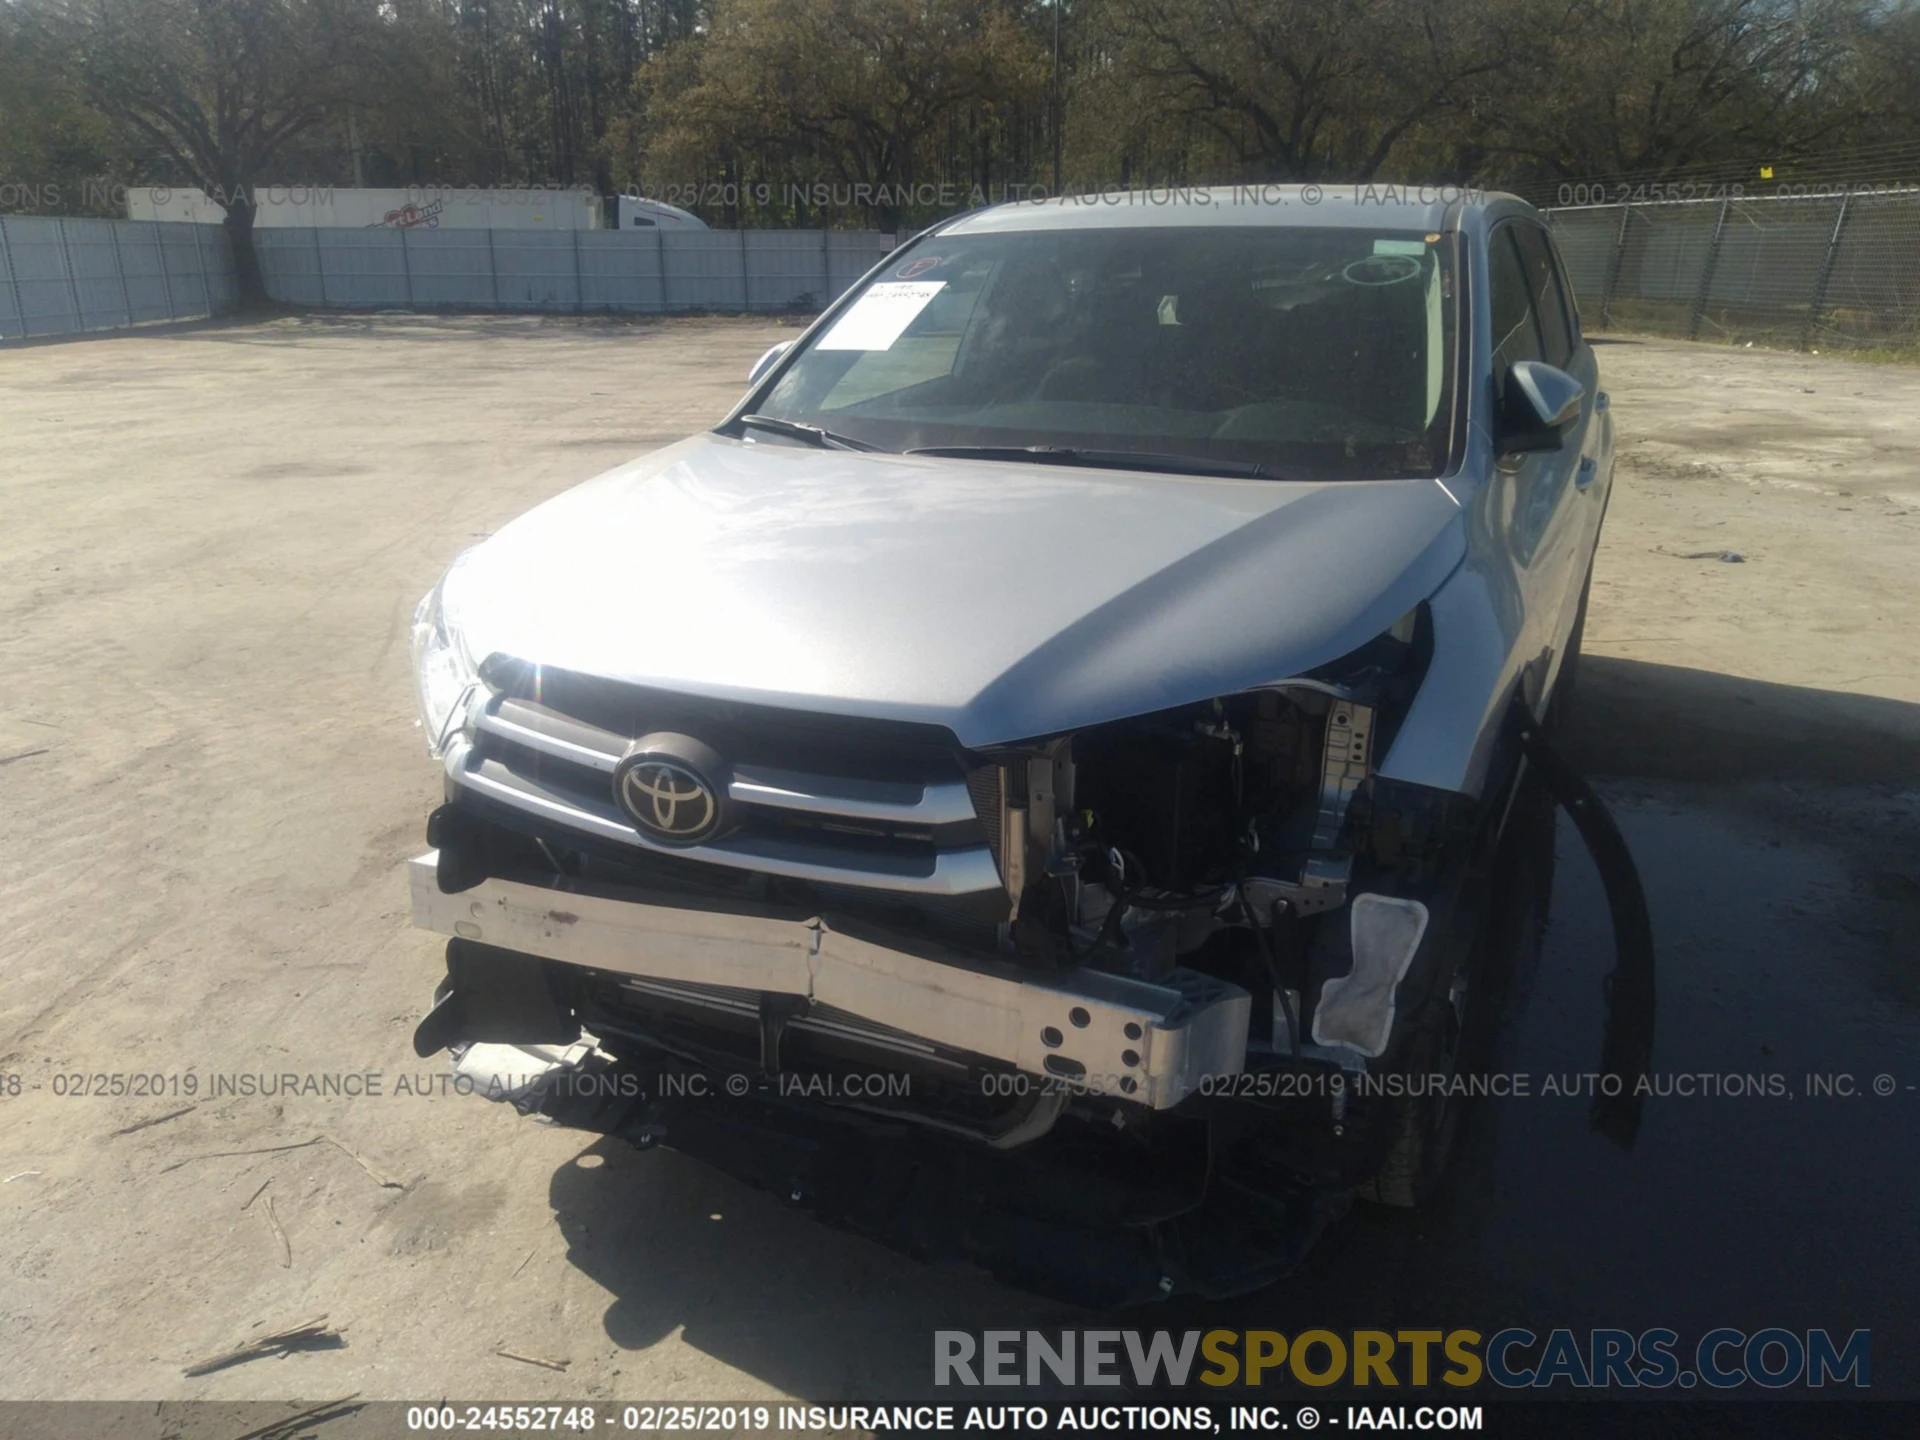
(1358, 773), (1554, 1208)
(1357, 1071), (1447, 1209)
(1355, 959), (1482, 1209)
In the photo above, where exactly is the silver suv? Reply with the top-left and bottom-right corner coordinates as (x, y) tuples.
(407, 186), (1613, 1304)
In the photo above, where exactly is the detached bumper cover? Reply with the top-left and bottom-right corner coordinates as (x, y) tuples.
(408, 852), (1249, 1109)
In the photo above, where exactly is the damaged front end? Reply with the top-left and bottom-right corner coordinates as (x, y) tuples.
(407, 602), (1536, 1305)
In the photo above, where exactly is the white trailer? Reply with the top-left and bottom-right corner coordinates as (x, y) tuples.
(610, 196), (710, 231)
(126, 185), (603, 230)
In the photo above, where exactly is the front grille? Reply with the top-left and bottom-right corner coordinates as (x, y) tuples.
(966, 765), (1004, 872)
(444, 663), (1005, 897)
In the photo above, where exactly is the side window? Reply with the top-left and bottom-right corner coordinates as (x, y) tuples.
(1487, 227), (1543, 384)
(1512, 224), (1574, 366)
(1545, 232), (1582, 342)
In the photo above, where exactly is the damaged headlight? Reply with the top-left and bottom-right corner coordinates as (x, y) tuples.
(410, 551), (482, 758)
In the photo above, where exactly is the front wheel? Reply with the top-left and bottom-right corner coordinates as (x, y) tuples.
(1357, 773), (1554, 1208)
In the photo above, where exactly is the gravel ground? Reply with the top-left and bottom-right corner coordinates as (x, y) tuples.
(1, 317), (1915, 1403)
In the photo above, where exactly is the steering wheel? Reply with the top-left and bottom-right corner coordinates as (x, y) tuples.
(1340, 254), (1424, 286)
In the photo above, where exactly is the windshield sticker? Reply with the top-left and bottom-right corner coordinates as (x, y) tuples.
(894, 255), (944, 279)
(816, 281), (948, 351)
(1373, 238), (1429, 255)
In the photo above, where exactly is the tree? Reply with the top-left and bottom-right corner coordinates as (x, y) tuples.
(62, 0), (383, 305)
(8, 0), (1908, 255)
(1083, 0), (1509, 185)
(637, 0), (1047, 228)
(0, 4), (127, 212)
(1465, 0), (1882, 182)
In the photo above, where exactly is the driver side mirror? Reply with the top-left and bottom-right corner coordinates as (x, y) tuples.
(748, 340), (792, 387)
(1496, 359), (1584, 457)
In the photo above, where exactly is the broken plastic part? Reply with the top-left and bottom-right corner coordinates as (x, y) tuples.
(451, 1038), (599, 1108)
(1311, 894), (1431, 1057)
(1518, 726), (1657, 1147)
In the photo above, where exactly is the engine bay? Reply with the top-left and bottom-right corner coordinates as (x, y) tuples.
(973, 609), (1432, 1053)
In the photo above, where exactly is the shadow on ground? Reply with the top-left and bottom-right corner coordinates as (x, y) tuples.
(1564, 655), (1920, 785)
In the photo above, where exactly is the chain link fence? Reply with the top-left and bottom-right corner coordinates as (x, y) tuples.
(0, 215), (237, 340)
(1545, 189), (1920, 350)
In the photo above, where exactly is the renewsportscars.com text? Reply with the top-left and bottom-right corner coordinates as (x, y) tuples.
(934, 1328), (1870, 1390)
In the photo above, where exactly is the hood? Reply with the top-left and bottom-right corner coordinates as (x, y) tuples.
(449, 435), (1466, 747)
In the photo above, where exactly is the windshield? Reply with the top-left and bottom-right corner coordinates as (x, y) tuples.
(741, 224), (1459, 480)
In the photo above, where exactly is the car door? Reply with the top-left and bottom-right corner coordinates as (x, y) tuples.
(1535, 222), (1614, 639)
(1488, 221), (1590, 712)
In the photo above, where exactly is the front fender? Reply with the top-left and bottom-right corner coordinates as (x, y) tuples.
(1377, 535), (1526, 799)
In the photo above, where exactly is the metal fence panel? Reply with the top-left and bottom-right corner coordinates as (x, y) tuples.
(254, 229), (326, 305)
(160, 225), (216, 318)
(3, 216), (81, 336)
(320, 229), (410, 308)
(13, 199), (1918, 349)
(246, 226), (896, 317)
(120, 221), (176, 323)
(0, 221), (21, 336)
(402, 229), (498, 308)
(0, 215), (233, 340)
(64, 218), (134, 329)
(745, 229), (830, 311)
(663, 232), (749, 310)
(828, 231), (898, 299)
(578, 231), (665, 310)
(492, 230), (581, 309)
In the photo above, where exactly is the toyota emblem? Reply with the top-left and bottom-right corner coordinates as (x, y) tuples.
(613, 734), (728, 844)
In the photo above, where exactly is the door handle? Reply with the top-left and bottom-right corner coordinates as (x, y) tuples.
(1576, 456), (1598, 490)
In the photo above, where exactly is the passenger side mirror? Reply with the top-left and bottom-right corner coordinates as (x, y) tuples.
(748, 340), (792, 386)
(1496, 360), (1584, 456)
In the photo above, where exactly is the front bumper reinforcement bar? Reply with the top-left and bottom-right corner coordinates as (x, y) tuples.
(408, 852), (1249, 1109)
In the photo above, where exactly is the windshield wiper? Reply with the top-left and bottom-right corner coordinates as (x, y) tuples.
(905, 444), (1268, 479)
(735, 413), (881, 452)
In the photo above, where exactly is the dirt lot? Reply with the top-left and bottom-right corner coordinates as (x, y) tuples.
(2, 317), (1916, 1403)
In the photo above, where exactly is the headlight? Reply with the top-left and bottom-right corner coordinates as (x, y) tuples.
(410, 552), (481, 757)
